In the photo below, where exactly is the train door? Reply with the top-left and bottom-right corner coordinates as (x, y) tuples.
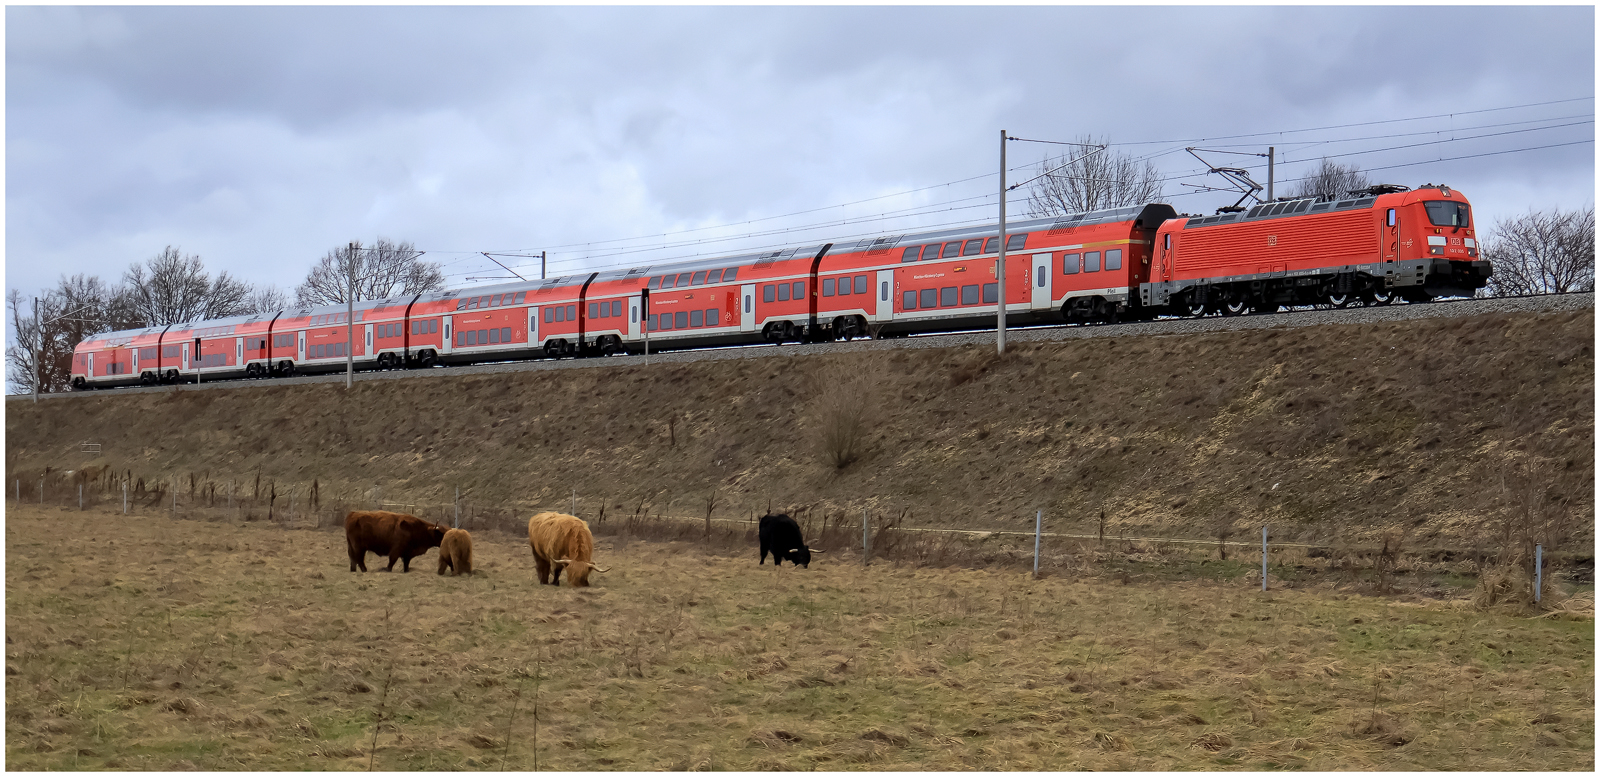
(131, 348), (138, 373)
(364, 324), (373, 358)
(1384, 207), (1399, 260)
(627, 296), (640, 339)
(297, 332), (305, 362)
(1031, 253), (1053, 310)
(235, 337), (243, 366)
(528, 307), (539, 347)
(441, 316), (453, 354)
(87, 352), (94, 377)
(740, 284), (756, 332)
(875, 270), (894, 322)
(181, 343), (190, 371)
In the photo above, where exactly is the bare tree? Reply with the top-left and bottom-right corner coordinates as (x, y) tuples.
(295, 238), (442, 306)
(244, 283), (291, 315)
(1025, 135), (1163, 216)
(122, 246), (252, 325)
(1289, 157), (1371, 201)
(5, 274), (145, 394)
(1483, 206), (1596, 296)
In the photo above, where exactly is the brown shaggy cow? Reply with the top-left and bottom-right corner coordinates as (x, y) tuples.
(438, 528), (473, 576)
(345, 510), (447, 572)
(527, 511), (609, 587)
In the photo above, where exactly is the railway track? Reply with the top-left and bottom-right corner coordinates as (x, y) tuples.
(11, 292), (1591, 401)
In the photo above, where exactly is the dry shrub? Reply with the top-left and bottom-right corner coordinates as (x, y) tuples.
(808, 362), (881, 469)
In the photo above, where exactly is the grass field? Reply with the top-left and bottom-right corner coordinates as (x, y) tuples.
(5, 506), (1593, 770)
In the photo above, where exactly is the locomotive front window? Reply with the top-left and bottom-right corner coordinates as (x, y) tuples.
(1424, 201), (1471, 228)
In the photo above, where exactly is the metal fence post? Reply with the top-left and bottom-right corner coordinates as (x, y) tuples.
(79, 483), (83, 510)
(40, 476), (45, 505)
(454, 487), (460, 529)
(123, 481), (128, 515)
(1535, 544), (1543, 603)
(1033, 510), (1042, 578)
(1261, 526), (1269, 592)
(863, 507), (870, 566)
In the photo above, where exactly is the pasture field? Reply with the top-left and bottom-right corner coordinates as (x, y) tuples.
(5, 506), (1593, 770)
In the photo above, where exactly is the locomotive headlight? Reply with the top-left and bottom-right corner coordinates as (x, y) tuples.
(1464, 238), (1476, 249)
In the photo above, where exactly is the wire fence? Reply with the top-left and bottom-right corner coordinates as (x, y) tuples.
(11, 464), (1587, 600)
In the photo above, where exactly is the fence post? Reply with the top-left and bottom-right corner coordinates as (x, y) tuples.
(1261, 526), (1268, 592)
(172, 483), (176, 516)
(1033, 510), (1042, 578)
(863, 507), (870, 566)
(40, 476), (44, 505)
(15, 479), (18, 502)
(1535, 544), (1543, 604)
(454, 487), (460, 529)
(572, 489), (577, 517)
(123, 481), (128, 515)
(79, 483), (83, 510)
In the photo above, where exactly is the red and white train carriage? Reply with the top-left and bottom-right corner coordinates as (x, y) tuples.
(71, 183), (1489, 389)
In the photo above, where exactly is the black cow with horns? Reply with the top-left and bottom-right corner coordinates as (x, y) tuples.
(758, 513), (824, 568)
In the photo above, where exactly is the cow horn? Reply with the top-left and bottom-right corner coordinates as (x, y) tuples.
(591, 564), (611, 574)
(809, 548), (826, 554)
(553, 558), (570, 565)
(788, 548), (801, 554)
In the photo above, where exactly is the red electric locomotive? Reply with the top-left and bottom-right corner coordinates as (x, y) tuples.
(69, 184), (1488, 390)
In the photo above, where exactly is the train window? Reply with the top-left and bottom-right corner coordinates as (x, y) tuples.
(881, 281), (888, 300)
(1312, 202), (1331, 211)
(983, 283), (998, 303)
(983, 237), (998, 254)
(706, 269), (723, 283)
(430, 320), (438, 334)
(706, 308), (717, 325)
(920, 244), (941, 262)
(544, 308), (553, 323)
(823, 278), (836, 297)
(515, 291), (526, 304)
(1063, 253), (1080, 274)
(722, 267), (737, 281)
(411, 321), (419, 335)
(777, 284), (790, 302)
(1106, 249), (1122, 270)
(490, 294), (501, 307)
(660, 275), (676, 290)
(744, 294), (751, 313)
(646, 314), (657, 331)
(674, 311), (688, 329)
(1085, 251), (1101, 272)
(1294, 200), (1311, 213)
(942, 242), (962, 259)
(854, 275), (868, 295)
(792, 281), (805, 299)
(1386, 208), (1396, 227)
(903, 290), (918, 309)
(464, 331), (475, 346)
(901, 247), (919, 263)
(648, 276), (663, 290)
(920, 289), (937, 308)
(567, 305), (576, 321)
(690, 310), (704, 327)
(611, 300), (622, 318)
(963, 239), (982, 256)
(590, 303), (600, 319)
(961, 285), (980, 305)
(631, 305), (638, 323)
(1006, 234), (1027, 251)
(1424, 201), (1471, 227)
(488, 328), (499, 344)
(503, 327), (512, 342)
(940, 287), (957, 307)
(763, 284), (775, 302)
(675, 273), (692, 287)
(691, 271), (706, 286)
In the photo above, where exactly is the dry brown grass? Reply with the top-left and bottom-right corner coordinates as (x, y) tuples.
(5, 505), (1593, 770)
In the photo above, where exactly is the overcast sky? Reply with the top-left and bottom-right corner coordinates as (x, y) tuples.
(7, 5), (1595, 306)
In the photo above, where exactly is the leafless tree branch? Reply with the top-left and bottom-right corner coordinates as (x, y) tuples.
(1025, 135), (1163, 216)
(295, 238), (443, 307)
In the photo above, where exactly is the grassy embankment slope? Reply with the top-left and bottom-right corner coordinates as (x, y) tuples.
(5, 309), (1593, 549)
(4, 506), (1593, 770)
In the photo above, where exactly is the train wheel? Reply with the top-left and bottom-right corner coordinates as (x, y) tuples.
(1366, 288), (1394, 306)
(1184, 297), (1208, 318)
(418, 351), (437, 368)
(1327, 292), (1354, 308)
(1222, 298), (1250, 317)
(277, 361), (295, 377)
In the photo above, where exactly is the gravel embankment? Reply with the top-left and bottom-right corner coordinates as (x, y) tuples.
(13, 292), (1591, 400)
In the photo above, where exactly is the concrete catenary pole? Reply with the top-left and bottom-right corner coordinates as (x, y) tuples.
(997, 129), (1008, 356)
(346, 242), (357, 390)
